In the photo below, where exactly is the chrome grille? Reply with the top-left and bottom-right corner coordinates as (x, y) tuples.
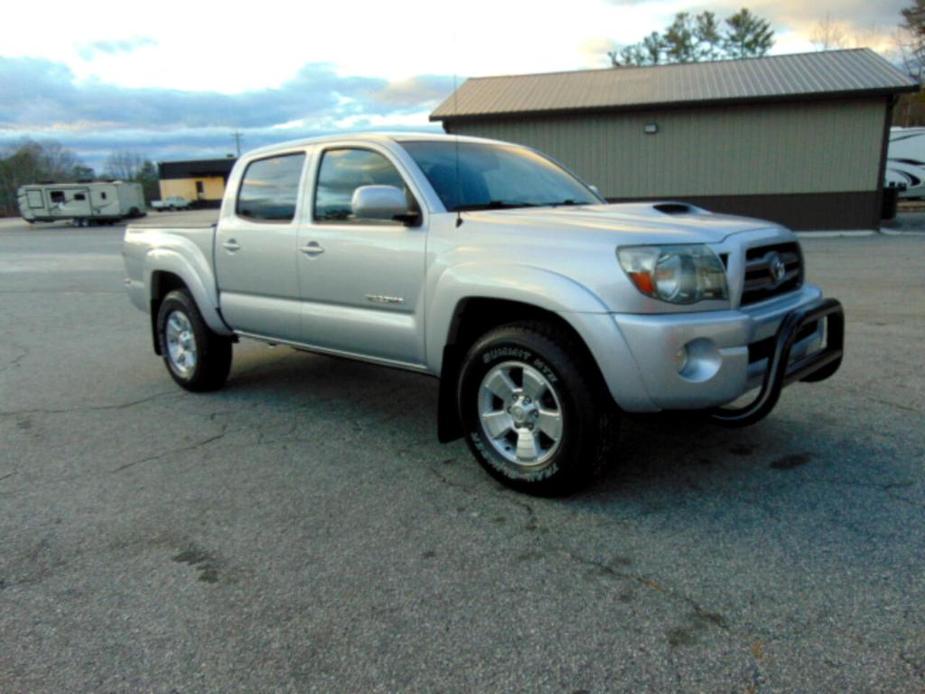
(741, 242), (803, 306)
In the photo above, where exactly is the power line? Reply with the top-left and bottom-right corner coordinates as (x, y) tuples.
(232, 131), (242, 157)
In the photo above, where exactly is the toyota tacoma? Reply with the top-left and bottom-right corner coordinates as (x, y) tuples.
(122, 133), (844, 494)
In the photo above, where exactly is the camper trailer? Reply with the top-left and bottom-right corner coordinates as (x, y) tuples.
(886, 127), (925, 199)
(17, 181), (146, 225)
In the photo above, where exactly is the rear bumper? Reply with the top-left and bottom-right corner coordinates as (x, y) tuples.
(604, 284), (842, 412)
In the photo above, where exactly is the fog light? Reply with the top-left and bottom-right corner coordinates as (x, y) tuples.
(674, 346), (688, 373)
(677, 338), (722, 382)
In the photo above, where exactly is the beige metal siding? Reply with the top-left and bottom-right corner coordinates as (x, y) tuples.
(450, 99), (886, 198)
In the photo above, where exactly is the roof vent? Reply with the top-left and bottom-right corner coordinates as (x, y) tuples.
(653, 202), (695, 215)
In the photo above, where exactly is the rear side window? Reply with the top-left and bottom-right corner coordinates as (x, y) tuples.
(237, 153), (305, 222)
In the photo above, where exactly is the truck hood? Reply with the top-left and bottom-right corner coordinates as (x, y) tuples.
(463, 202), (778, 244)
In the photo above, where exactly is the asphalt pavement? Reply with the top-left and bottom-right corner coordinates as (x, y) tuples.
(1, 214), (923, 692)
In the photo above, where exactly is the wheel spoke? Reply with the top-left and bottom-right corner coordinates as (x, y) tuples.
(484, 369), (517, 404)
(536, 409), (562, 441)
(516, 429), (540, 462)
(168, 315), (182, 334)
(521, 369), (547, 401)
(481, 411), (513, 439)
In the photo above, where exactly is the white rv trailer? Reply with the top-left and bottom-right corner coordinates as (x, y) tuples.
(17, 181), (146, 225)
(886, 127), (925, 199)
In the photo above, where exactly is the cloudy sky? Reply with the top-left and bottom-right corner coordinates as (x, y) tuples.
(0, 0), (908, 171)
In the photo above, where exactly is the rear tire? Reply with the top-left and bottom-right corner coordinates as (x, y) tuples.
(156, 290), (232, 392)
(457, 321), (618, 495)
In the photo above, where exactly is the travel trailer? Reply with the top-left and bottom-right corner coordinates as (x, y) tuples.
(17, 181), (146, 225)
(886, 127), (925, 199)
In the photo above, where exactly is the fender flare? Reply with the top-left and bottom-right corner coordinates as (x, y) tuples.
(425, 262), (610, 372)
(427, 263), (653, 442)
(143, 245), (232, 337)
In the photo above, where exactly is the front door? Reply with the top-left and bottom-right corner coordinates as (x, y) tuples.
(214, 151), (307, 342)
(297, 146), (427, 366)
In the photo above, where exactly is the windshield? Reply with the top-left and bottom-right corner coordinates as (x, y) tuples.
(399, 140), (601, 212)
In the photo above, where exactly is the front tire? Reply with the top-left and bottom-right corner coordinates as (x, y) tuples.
(457, 321), (618, 495)
(156, 290), (232, 391)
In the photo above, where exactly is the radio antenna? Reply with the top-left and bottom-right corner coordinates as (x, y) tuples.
(452, 33), (463, 228)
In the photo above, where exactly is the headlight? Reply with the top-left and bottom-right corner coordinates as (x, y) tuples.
(617, 245), (728, 304)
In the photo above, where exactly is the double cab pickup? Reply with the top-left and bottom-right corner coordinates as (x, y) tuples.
(123, 133), (844, 494)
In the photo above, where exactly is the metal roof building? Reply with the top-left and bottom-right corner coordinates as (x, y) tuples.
(432, 49), (918, 230)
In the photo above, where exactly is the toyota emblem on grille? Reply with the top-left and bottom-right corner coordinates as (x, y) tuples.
(769, 253), (787, 283)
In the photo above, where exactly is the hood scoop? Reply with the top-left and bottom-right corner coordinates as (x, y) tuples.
(652, 202), (699, 215)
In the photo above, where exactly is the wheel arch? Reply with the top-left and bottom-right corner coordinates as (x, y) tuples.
(435, 297), (610, 443)
(145, 245), (232, 354)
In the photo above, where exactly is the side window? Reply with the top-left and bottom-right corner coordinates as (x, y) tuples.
(50, 191), (65, 203)
(313, 148), (411, 224)
(237, 153), (305, 222)
(74, 193), (86, 201)
(100, 192), (108, 200)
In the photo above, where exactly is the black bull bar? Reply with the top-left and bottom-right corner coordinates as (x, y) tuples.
(710, 297), (844, 427)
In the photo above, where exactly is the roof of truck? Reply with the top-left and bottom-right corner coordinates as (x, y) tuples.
(242, 131), (499, 158)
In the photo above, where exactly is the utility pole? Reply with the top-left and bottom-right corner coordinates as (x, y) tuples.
(232, 131), (242, 157)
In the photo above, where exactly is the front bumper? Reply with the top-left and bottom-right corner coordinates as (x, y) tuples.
(610, 284), (843, 412)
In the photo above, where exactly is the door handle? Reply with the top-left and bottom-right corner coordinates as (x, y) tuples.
(222, 239), (241, 252)
(300, 242), (324, 256)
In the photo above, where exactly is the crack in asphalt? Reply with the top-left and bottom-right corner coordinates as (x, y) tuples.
(0, 390), (178, 417)
(0, 343), (29, 374)
(829, 383), (924, 416)
(110, 426), (229, 473)
(898, 651), (925, 680)
(806, 477), (924, 510)
(426, 460), (733, 652)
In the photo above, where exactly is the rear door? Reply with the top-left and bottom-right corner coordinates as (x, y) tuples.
(297, 145), (427, 365)
(214, 151), (307, 341)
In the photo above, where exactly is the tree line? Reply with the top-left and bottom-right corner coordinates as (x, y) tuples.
(608, 3), (925, 126)
(0, 140), (159, 217)
(608, 8), (774, 67)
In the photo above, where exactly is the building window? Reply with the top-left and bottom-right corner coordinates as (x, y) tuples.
(195, 181), (204, 195)
(236, 153), (305, 222)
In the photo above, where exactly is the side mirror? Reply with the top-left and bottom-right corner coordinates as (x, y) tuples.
(351, 185), (417, 224)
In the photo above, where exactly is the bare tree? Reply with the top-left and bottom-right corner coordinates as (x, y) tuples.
(0, 139), (85, 216)
(104, 150), (145, 181)
(811, 14), (850, 50)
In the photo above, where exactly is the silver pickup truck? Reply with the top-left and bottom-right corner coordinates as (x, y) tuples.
(123, 133), (844, 494)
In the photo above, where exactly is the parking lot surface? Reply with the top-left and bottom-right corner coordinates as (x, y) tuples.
(1, 215), (924, 692)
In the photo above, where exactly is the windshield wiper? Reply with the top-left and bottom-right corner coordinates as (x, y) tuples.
(453, 200), (538, 211)
(542, 199), (585, 207)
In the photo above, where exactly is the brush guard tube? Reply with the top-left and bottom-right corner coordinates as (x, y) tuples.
(710, 298), (844, 428)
